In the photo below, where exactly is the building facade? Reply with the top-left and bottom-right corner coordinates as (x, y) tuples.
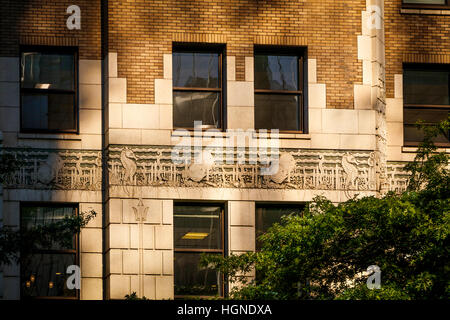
(0, 0), (448, 299)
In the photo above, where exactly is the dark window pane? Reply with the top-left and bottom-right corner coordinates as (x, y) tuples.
(21, 253), (76, 298)
(404, 108), (449, 125)
(174, 205), (222, 250)
(255, 205), (304, 251)
(255, 55), (298, 91)
(404, 69), (449, 105)
(255, 94), (299, 130)
(22, 93), (76, 131)
(21, 52), (75, 91)
(173, 91), (220, 128)
(21, 206), (77, 250)
(174, 252), (222, 297)
(404, 125), (449, 144)
(173, 52), (219, 88)
(404, 107), (449, 144)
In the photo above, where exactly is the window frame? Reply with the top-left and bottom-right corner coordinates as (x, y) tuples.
(19, 45), (79, 134)
(402, 0), (450, 10)
(402, 63), (450, 147)
(172, 43), (225, 131)
(173, 202), (225, 299)
(254, 46), (306, 133)
(20, 202), (80, 300)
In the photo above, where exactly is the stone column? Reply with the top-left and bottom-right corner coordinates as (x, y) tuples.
(358, 0), (387, 195)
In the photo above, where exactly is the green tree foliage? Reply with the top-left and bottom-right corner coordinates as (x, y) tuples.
(0, 210), (97, 266)
(201, 116), (450, 300)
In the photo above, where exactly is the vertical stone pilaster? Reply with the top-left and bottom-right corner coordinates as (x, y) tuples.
(105, 198), (174, 299)
(227, 201), (256, 291)
(358, 0), (388, 195)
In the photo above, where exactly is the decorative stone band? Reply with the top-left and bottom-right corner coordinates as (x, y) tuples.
(386, 162), (411, 194)
(108, 145), (379, 192)
(1, 148), (102, 191)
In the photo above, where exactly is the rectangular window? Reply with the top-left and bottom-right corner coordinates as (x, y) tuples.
(173, 203), (224, 298)
(255, 203), (304, 251)
(254, 47), (305, 132)
(20, 204), (78, 299)
(172, 45), (223, 129)
(402, 0), (450, 9)
(20, 46), (78, 133)
(403, 64), (450, 146)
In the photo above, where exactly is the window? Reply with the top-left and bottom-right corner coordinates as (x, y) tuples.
(403, 64), (450, 146)
(255, 203), (304, 251)
(20, 204), (78, 299)
(254, 47), (305, 132)
(172, 45), (223, 129)
(20, 46), (77, 133)
(402, 0), (450, 9)
(173, 203), (224, 298)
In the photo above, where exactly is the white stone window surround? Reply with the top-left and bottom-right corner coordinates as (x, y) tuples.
(0, 56), (102, 150)
(110, 48), (377, 151)
(163, 51), (316, 138)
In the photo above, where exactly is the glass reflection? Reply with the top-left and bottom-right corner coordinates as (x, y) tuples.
(255, 54), (298, 91)
(173, 52), (219, 88)
(255, 94), (299, 130)
(21, 52), (75, 91)
(173, 91), (219, 128)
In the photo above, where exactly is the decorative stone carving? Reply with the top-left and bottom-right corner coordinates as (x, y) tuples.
(386, 162), (410, 193)
(108, 145), (377, 191)
(2, 148), (102, 191)
(120, 147), (137, 184)
(132, 198), (149, 222)
(182, 150), (215, 183)
(269, 153), (295, 184)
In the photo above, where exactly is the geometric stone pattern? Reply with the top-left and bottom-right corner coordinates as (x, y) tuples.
(2, 148), (102, 191)
(109, 145), (379, 192)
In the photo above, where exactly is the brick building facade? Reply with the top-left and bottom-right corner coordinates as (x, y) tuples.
(0, 0), (448, 299)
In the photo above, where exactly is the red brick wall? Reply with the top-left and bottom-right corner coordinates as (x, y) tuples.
(385, 1), (450, 98)
(0, 0), (101, 59)
(107, 0), (366, 108)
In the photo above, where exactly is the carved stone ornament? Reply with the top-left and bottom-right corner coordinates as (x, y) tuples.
(108, 145), (383, 191)
(2, 148), (102, 191)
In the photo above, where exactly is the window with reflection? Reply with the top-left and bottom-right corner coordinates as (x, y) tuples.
(403, 64), (450, 146)
(172, 45), (223, 129)
(174, 203), (224, 298)
(20, 204), (78, 299)
(20, 47), (77, 133)
(254, 47), (305, 132)
(255, 204), (305, 251)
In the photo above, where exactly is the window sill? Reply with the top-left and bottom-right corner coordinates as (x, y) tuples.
(402, 146), (450, 154)
(401, 8), (450, 15)
(18, 133), (81, 141)
(171, 130), (311, 140)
